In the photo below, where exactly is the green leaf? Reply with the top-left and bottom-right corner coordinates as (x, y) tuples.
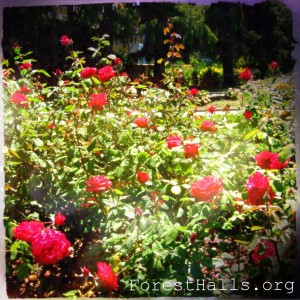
(86, 138), (97, 152)
(163, 228), (178, 245)
(17, 263), (31, 280)
(278, 144), (295, 163)
(251, 226), (265, 231)
(36, 69), (51, 77)
(244, 129), (260, 141)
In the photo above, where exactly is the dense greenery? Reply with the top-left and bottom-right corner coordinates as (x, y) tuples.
(3, 32), (296, 298)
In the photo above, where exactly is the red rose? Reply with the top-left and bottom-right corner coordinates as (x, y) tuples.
(189, 88), (199, 96)
(88, 93), (108, 110)
(136, 171), (150, 184)
(120, 72), (128, 78)
(133, 117), (149, 128)
(60, 35), (72, 46)
(54, 212), (66, 226)
(82, 266), (91, 277)
(37, 84), (43, 90)
(189, 233), (198, 243)
(20, 62), (32, 70)
(239, 67), (252, 81)
(10, 92), (29, 108)
(31, 228), (71, 265)
(19, 85), (31, 94)
(13, 221), (44, 243)
(269, 153), (290, 169)
(55, 69), (62, 76)
(184, 143), (200, 159)
(208, 106), (216, 114)
(269, 61), (279, 70)
(200, 120), (217, 132)
(252, 240), (276, 265)
(166, 134), (182, 149)
(95, 262), (118, 291)
(246, 171), (274, 206)
(80, 67), (97, 79)
(190, 176), (223, 202)
(47, 123), (56, 129)
(255, 151), (289, 170)
(244, 110), (252, 120)
(97, 66), (116, 82)
(114, 58), (122, 65)
(85, 175), (112, 193)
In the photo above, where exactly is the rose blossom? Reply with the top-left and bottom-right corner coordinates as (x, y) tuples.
(13, 221), (44, 243)
(189, 88), (199, 96)
(95, 262), (118, 291)
(54, 212), (66, 226)
(20, 62), (32, 70)
(269, 61), (279, 70)
(184, 143), (200, 159)
(97, 66), (116, 82)
(82, 266), (91, 277)
(239, 67), (252, 81)
(190, 176), (223, 202)
(244, 110), (252, 120)
(208, 106), (216, 114)
(85, 175), (112, 193)
(80, 67), (97, 79)
(87, 93), (108, 110)
(189, 233), (198, 243)
(31, 228), (71, 265)
(200, 120), (217, 132)
(60, 35), (72, 45)
(55, 69), (62, 77)
(114, 58), (122, 65)
(133, 117), (149, 128)
(166, 134), (182, 149)
(246, 171), (274, 206)
(255, 151), (289, 170)
(19, 85), (31, 94)
(10, 92), (29, 108)
(136, 171), (150, 184)
(252, 240), (276, 265)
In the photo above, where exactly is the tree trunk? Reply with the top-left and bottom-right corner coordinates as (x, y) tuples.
(221, 48), (235, 87)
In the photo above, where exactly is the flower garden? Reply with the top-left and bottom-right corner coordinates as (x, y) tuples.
(3, 32), (297, 298)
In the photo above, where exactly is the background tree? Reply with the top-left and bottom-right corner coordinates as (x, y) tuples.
(205, 2), (248, 87)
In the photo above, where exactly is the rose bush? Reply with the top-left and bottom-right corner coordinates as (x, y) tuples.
(3, 35), (296, 298)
